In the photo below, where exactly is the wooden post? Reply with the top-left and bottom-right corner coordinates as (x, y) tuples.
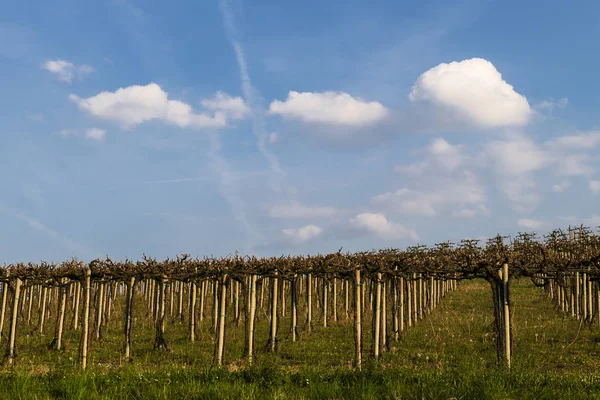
(307, 273), (313, 332)
(354, 268), (362, 370)
(80, 269), (91, 369)
(373, 273), (381, 361)
(72, 281), (81, 330)
(189, 280), (197, 342)
(322, 277), (328, 328)
(269, 271), (279, 352)
(214, 274), (228, 366)
(333, 277), (337, 323)
(0, 281), (8, 338)
(246, 274), (257, 365)
(291, 275), (298, 342)
(502, 263), (511, 369)
(5, 277), (22, 365)
(39, 286), (48, 334)
(124, 276), (136, 360)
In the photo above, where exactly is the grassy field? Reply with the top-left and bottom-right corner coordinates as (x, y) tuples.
(2, 279), (600, 399)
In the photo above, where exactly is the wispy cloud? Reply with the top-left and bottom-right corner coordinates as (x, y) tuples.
(207, 132), (264, 251)
(0, 204), (101, 260)
(42, 59), (93, 83)
(219, 0), (286, 193)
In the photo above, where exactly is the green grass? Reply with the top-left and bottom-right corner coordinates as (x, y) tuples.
(2, 279), (600, 399)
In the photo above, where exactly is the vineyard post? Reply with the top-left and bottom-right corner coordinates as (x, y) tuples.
(322, 276), (328, 328)
(246, 274), (257, 365)
(214, 273), (228, 366)
(281, 280), (286, 318)
(189, 280), (197, 342)
(124, 276), (135, 360)
(307, 273), (313, 332)
(199, 280), (206, 322)
(291, 274), (298, 342)
(39, 285), (47, 334)
(399, 276), (405, 333)
(354, 267), (362, 370)
(0, 279), (8, 338)
(95, 282), (105, 340)
(80, 269), (91, 369)
(345, 279), (349, 320)
(502, 263), (511, 369)
(51, 278), (67, 350)
(373, 272), (382, 361)
(5, 277), (22, 365)
(153, 275), (168, 350)
(333, 277), (337, 323)
(177, 280), (184, 323)
(583, 273), (588, 321)
(392, 275), (399, 341)
(269, 270), (279, 352)
(406, 276), (412, 328)
(72, 281), (81, 330)
(382, 277), (388, 351)
(26, 285), (34, 326)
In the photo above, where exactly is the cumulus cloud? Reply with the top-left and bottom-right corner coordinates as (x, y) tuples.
(350, 213), (418, 241)
(268, 91), (388, 127)
(590, 181), (600, 194)
(517, 218), (544, 230)
(201, 91), (249, 119)
(269, 202), (340, 219)
(85, 128), (106, 141)
(282, 224), (323, 243)
(42, 59), (93, 83)
(552, 181), (571, 193)
(69, 83), (247, 129)
(409, 58), (531, 128)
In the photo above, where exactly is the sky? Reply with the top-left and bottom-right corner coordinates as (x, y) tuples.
(1, 0), (599, 263)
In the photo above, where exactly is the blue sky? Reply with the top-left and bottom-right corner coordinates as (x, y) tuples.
(1, 0), (599, 263)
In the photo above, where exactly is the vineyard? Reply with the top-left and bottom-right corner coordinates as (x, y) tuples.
(1, 226), (600, 399)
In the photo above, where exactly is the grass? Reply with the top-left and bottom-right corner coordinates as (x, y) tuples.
(2, 279), (600, 399)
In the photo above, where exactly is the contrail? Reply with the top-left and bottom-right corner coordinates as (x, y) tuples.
(207, 132), (264, 252)
(0, 204), (101, 261)
(219, 0), (286, 192)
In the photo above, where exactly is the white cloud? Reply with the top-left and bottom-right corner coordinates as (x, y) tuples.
(486, 136), (547, 175)
(58, 129), (77, 136)
(268, 91), (388, 127)
(485, 135), (547, 212)
(552, 180), (571, 193)
(557, 154), (594, 177)
(269, 202), (340, 219)
(282, 224), (323, 243)
(69, 83), (248, 129)
(350, 213), (418, 241)
(201, 91), (249, 119)
(42, 59), (93, 83)
(409, 58), (531, 128)
(536, 97), (568, 111)
(269, 132), (278, 144)
(590, 181), (600, 194)
(396, 138), (466, 174)
(549, 132), (600, 149)
(517, 218), (544, 230)
(85, 128), (106, 141)
(376, 171), (486, 217)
